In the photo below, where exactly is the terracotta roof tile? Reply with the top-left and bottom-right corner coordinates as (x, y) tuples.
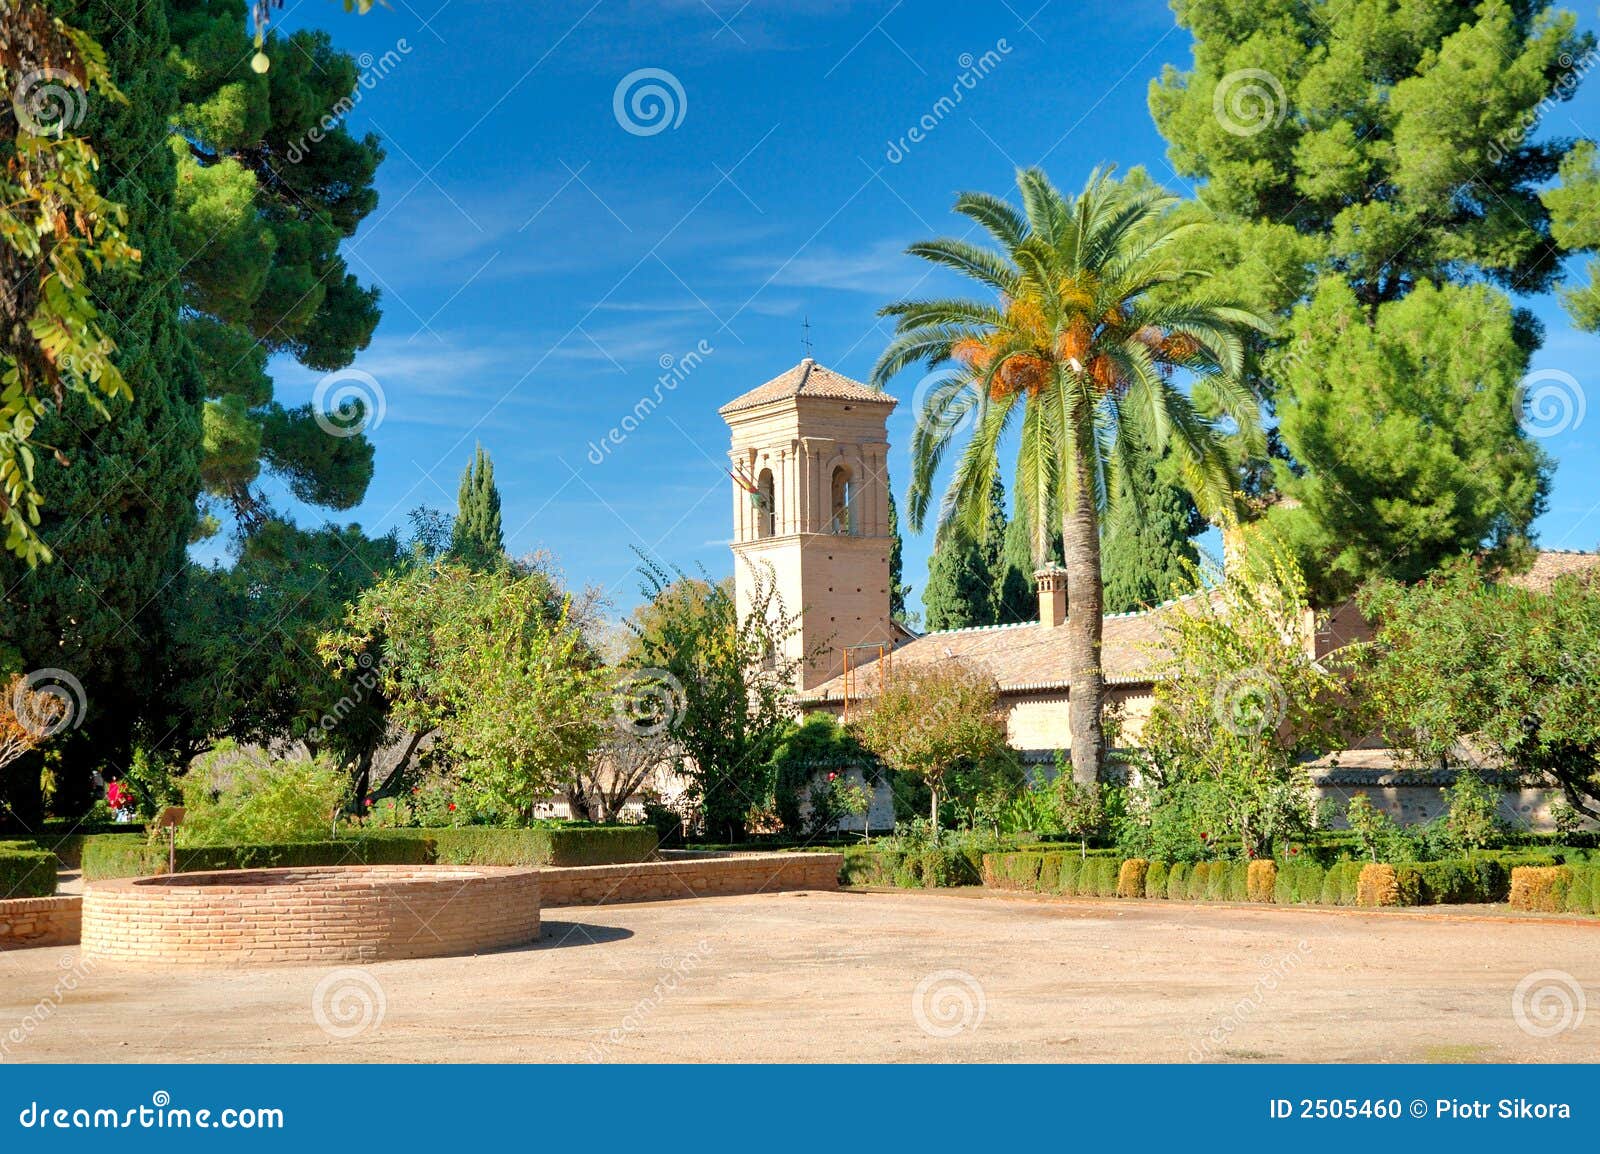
(1503, 549), (1600, 591)
(801, 592), (1215, 703)
(718, 359), (897, 416)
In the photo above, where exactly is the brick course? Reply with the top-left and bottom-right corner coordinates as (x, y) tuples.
(0, 896), (81, 949)
(81, 866), (540, 967)
(540, 851), (841, 907)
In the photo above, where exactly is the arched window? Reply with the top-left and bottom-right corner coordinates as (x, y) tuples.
(756, 468), (775, 538)
(830, 465), (853, 535)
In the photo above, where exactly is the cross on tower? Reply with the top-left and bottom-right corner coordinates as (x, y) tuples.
(801, 316), (813, 358)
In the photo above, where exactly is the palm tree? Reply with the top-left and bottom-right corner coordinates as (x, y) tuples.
(872, 167), (1267, 784)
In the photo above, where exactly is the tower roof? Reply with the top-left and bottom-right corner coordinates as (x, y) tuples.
(718, 358), (897, 417)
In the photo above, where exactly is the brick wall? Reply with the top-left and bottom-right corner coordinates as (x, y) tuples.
(541, 851), (841, 906)
(0, 896), (81, 949)
(81, 866), (540, 967)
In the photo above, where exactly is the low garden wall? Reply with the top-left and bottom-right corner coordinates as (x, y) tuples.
(82, 866), (541, 966)
(0, 896), (81, 949)
(541, 851), (842, 906)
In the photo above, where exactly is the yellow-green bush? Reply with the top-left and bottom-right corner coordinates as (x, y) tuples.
(1167, 861), (1191, 900)
(1357, 863), (1401, 907)
(1118, 858), (1149, 898)
(1509, 866), (1574, 913)
(1247, 860), (1277, 903)
(1145, 860), (1169, 898)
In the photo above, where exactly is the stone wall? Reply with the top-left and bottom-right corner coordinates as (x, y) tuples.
(0, 897), (81, 949)
(81, 866), (540, 967)
(541, 851), (841, 907)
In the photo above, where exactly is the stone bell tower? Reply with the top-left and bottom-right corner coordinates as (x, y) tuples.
(719, 358), (898, 690)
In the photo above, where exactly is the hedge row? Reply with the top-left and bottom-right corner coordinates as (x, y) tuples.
(839, 845), (983, 888)
(359, 825), (659, 868)
(24, 826), (145, 870)
(982, 851), (1566, 908)
(1509, 865), (1600, 916)
(79, 824), (658, 880)
(0, 842), (58, 899)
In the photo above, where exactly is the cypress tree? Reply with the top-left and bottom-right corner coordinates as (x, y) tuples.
(1101, 455), (1202, 613)
(0, 0), (204, 820)
(451, 445), (504, 567)
(887, 489), (912, 625)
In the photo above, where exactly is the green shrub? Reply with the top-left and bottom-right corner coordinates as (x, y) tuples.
(178, 744), (348, 846)
(1145, 860), (1169, 898)
(0, 844), (56, 898)
(1091, 857), (1119, 897)
(1274, 860), (1326, 904)
(1059, 856), (1082, 894)
(1223, 862), (1248, 901)
(1038, 853), (1064, 892)
(1319, 861), (1363, 905)
(80, 836), (435, 880)
(1167, 861), (1190, 900)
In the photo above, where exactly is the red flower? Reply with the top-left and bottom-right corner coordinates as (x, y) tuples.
(365, 797), (374, 806)
(448, 803), (456, 812)
(827, 772), (837, 782)
(1290, 846), (1300, 856)
(1199, 832), (1209, 841)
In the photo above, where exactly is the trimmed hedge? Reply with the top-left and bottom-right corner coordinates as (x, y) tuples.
(362, 825), (658, 868)
(80, 823), (657, 880)
(0, 842), (56, 899)
(81, 836), (433, 880)
(841, 844), (982, 889)
(1509, 865), (1600, 915)
(24, 826), (146, 869)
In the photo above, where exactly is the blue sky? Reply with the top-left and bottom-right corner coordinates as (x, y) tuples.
(257, 0), (1600, 614)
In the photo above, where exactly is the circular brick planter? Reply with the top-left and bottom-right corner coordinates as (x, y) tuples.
(82, 865), (540, 966)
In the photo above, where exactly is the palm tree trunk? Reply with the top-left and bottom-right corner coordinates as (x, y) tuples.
(1063, 451), (1104, 785)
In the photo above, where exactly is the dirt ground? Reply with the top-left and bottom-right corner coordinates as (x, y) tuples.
(3, 889), (1596, 1063)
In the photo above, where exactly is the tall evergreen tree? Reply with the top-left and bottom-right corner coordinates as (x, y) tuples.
(1101, 454), (1202, 613)
(887, 489), (912, 625)
(168, 0), (384, 532)
(451, 445), (504, 567)
(0, 0), (204, 821)
(922, 530), (994, 632)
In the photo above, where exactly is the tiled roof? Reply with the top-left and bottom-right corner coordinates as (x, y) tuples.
(800, 592), (1214, 703)
(718, 359), (897, 416)
(1502, 549), (1600, 591)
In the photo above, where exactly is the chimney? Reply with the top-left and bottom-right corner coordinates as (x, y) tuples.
(1034, 566), (1068, 629)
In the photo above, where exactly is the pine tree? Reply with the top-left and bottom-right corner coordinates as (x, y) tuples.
(451, 445), (505, 568)
(1101, 455), (1201, 613)
(0, 0), (204, 821)
(168, 2), (384, 532)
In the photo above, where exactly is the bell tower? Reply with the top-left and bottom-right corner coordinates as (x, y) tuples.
(719, 358), (898, 690)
